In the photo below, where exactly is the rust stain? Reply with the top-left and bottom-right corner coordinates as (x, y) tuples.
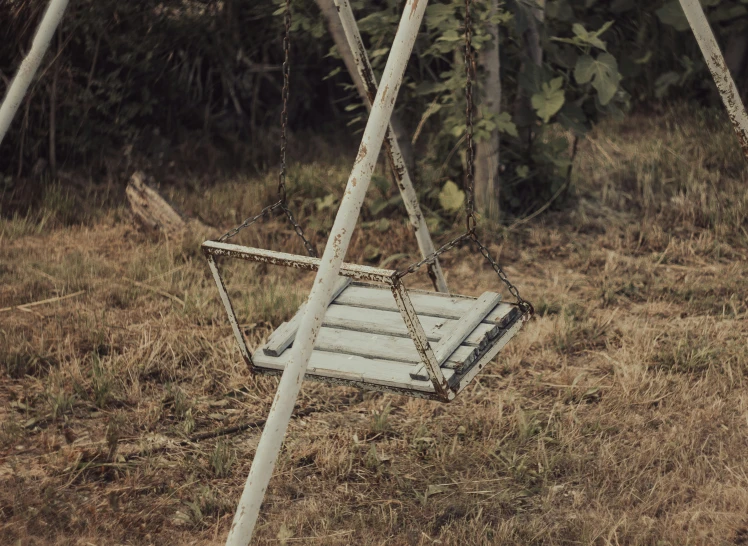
(354, 144), (368, 165)
(356, 44), (378, 104)
(707, 53), (748, 158)
(351, 177), (357, 187)
(410, 0), (419, 18)
(381, 85), (389, 103)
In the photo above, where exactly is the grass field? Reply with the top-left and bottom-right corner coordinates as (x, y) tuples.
(2, 106), (748, 545)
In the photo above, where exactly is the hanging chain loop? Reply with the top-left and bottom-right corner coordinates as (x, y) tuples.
(218, 201), (284, 243)
(278, 0), (292, 205)
(464, 0), (477, 235)
(470, 234), (534, 316)
(217, 0), (317, 257)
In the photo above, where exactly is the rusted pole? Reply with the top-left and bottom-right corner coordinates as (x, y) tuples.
(223, 1), (430, 544)
(0, 0), (70, 147)
(679, 0), (748, 157)
(334, 0), (449, 293)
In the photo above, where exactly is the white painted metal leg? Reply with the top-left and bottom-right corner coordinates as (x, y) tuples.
(334, 0), (449, 293)
(679, 0), (748, 157)
(223, 1), (430, 544)
(0, 0), (70, 147)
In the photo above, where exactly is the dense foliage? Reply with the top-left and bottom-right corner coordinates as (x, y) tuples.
(1, 0), (746, 214)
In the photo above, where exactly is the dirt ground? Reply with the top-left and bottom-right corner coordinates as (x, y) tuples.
(2, 107), (748, 545)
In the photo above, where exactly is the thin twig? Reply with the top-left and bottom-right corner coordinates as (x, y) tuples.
(0, 290), (85, 313)
(124, 278), (185, 307)
(189, 406), (317, 442)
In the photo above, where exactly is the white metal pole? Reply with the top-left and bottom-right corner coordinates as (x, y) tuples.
(0, 0), (70, 147)
(224, 1), (430, 544)
(334, 0), (449, 294)
(679, 0), (748, 157)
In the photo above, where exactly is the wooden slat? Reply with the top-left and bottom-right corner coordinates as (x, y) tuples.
(452, 315), (526, 394)
(336, 283), (513, 323)
(263, 277), (351, 357)
(321, 304), (512, 346)
(336, 284), (476, 319)
(312, 327), (473, 368)
(252, 349), (449, 392)
(432, 292), (503, 364)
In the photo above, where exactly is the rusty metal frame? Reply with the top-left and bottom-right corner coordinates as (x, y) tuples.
(205, 239), (528, 404)
(203, 241), (397, 284)
(206, 254), (254, 371)
(203, 240), (462, 401)
(390, 276), (454, 401)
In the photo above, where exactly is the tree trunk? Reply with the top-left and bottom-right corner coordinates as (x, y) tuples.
(314, 0), (415, 173)
(515, 1), (545, 156)
(474, 0), (501, 221)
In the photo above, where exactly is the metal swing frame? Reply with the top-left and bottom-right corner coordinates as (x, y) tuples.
(2, 1), (748, 545)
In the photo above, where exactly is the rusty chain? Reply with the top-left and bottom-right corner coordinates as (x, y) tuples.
(464, 0), (477, 234)
(217, 0), (318, 258)
(218, 201), (284, 242)
(396, 0), (532, 317)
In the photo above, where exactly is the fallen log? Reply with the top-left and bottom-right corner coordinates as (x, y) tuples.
(125, 171), (211, 242)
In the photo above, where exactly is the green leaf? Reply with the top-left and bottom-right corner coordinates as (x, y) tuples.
(315, 194), (337, 211)
(656, 1), (690, 31)
(531, 77), (566, 123)
(364, 245), (382, 262)
(496, 112), (519, 137)
(634, 51), (653, 64)
(574, 53), (621, 105)
(438, 180), (465, 213)
(437, 29), (461, 42)
(516, 165), (530, 178)
(571, 23), (607, 50)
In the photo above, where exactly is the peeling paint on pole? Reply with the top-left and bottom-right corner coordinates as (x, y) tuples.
(679, 0), (748, 158)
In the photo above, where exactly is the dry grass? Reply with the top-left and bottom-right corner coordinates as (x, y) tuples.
(2, 105), (748, 545)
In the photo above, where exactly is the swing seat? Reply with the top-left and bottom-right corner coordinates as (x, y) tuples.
(203, 240), (529, 402)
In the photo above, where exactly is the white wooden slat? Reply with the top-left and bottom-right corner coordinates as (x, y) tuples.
(322, 304), (495, 346)
(263, 277), (351, 357)
(252, 349), (440, 392)
(409, 364), (428, 381)
(432, 292), (502, 365)
(336, 284), (476, 319)
(336, 283), (515, 324)
(312, 327), (473, 368)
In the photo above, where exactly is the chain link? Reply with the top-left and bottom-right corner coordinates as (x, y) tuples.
(395, 232), (473, 278)
(218, 201), (284, 242)
(470, 234), (534, 316)
(281, 204), (318, 258)
(215, 0), (317, 257)
(278, 0), (291, 203)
